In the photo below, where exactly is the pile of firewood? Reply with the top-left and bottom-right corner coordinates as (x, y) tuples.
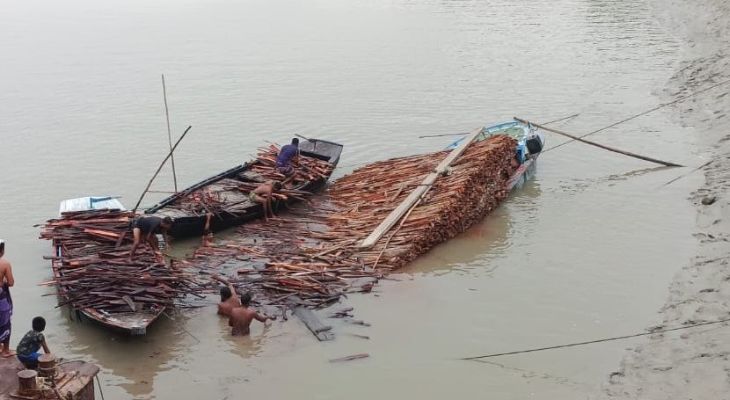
(191, 135), (517, 308)
(40, 210), (201, 313)
(162, 144), (335, 217)
(251, 144), (335, 186)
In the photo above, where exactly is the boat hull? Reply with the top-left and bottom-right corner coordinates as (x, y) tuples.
(146, 138), (344, 238)
(52, 197), (164, 336)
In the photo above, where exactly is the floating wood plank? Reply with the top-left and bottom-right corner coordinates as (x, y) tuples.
(358, 126), (485, 249)
(291, 299), (335, 341)
(329, 353), (369, 363)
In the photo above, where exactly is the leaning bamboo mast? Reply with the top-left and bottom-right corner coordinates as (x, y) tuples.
(358, 126), (484, 249)
(162, 74), (179, 192)
(514, 117), (683, 167)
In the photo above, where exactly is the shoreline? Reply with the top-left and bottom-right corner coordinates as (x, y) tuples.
(602, 0), (730, 398)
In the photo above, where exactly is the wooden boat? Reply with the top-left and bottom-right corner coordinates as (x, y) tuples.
(447, 120), (546, 190)
(49, 197), (164, 335)
(145, 138), (344, 238)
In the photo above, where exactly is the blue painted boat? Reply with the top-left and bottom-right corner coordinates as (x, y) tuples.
(447, 120), (545, 191)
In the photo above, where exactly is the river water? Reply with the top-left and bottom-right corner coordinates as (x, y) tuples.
(0, 0), (707, 398)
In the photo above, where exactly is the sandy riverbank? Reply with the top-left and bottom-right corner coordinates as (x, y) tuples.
(602, 0), (730, 398)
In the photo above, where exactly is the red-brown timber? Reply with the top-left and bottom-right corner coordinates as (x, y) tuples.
(191, 135), (518, 308)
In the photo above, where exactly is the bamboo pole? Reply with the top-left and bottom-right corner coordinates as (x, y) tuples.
(359, 126), (484, 249)
(132, 125), (192, 212)
(514, 117), (684, 167)
(161, 74), (178, 192)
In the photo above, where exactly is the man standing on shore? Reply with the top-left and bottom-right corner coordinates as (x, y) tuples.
(0, 240), (15, 358)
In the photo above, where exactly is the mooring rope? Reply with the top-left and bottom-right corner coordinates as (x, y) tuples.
(461, 317), (730, 361)
(543, 77), (730, 154)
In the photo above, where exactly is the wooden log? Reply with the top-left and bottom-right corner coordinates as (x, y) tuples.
(17, 369), (38, 395)
(38, 354), (57, 378)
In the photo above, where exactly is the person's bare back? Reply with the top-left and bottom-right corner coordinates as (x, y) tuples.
(227, 292), (269, 336)
(217, 297), (240, 317)
(0, 258), (13, 288)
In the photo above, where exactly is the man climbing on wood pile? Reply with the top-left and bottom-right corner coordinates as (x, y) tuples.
(275, 138), (299, 177)
(128, 216), (173, 262)
(250, 181), (281, 222)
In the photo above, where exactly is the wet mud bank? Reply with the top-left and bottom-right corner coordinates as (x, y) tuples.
(602, 0), (730, 398)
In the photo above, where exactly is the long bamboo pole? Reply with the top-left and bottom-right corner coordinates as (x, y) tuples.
(132, 125), (192, 212)
(514, 117), (684, 167)
(161, 74), (178, 192)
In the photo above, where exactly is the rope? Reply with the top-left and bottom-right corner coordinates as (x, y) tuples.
(461, 317), (730, 361)
(96, 375), (106, 400)
(544, 77), (730, 154)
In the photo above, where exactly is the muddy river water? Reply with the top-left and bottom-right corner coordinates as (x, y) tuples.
(0, 0), (710, 398)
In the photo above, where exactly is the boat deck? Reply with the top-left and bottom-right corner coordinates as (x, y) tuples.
(0, 357), (99, 400)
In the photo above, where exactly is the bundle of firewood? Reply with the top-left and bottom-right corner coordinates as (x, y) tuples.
(192, 135), (517, 308)
(160, 144), (334, 217)
(40, 210), (201, 313)
(251, 144), (335, 186)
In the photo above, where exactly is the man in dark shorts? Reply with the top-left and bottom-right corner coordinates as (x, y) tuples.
(249, 181), (281, 222)
(275, 138), (299, 176)
(16, 316), (50, 369)
(0, 240), (15, 358)
(128, 216), (173, 262)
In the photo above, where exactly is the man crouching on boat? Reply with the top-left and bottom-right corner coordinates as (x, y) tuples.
(250, 181), (281, 222)
(128, 216), (173, 262)
(229, 292), (273, 336)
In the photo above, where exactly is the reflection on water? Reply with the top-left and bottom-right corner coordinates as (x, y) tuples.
(406, 180), (542, 276)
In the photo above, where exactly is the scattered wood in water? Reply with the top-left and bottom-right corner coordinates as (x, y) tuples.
(329, 353), (370, 363)
(190, 135), (517, 312)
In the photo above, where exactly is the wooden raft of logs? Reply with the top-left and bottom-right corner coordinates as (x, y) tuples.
(39, 210), (201, 313)
(191, 135), (517, 309)
(165, 144), (335, 217)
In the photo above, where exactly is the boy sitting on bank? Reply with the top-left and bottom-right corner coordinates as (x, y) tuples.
(16, 316), (50, 369)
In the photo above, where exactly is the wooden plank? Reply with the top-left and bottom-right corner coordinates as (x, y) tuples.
(358, 126), (484, 248)
(292, 304), (335, 341)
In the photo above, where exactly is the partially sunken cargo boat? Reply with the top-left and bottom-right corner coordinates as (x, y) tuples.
(189, 123), (545, 338)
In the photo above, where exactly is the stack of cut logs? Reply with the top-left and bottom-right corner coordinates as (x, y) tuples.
(166, 144), (335, 216)
(191, 135), (517, 308)
(40, 210), (200, 313)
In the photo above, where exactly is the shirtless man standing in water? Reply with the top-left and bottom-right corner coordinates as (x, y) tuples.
(211, 275), (240, 317)
(0, 240), (16, 357)
(228, 292), (272, 336)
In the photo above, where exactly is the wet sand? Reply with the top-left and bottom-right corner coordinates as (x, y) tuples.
(602, 0), (730, 398)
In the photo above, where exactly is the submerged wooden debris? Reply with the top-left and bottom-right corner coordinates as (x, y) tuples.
(39, 210), (201, 314)
(191, 135), (517, 310)
(168, 144), (335, 218)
